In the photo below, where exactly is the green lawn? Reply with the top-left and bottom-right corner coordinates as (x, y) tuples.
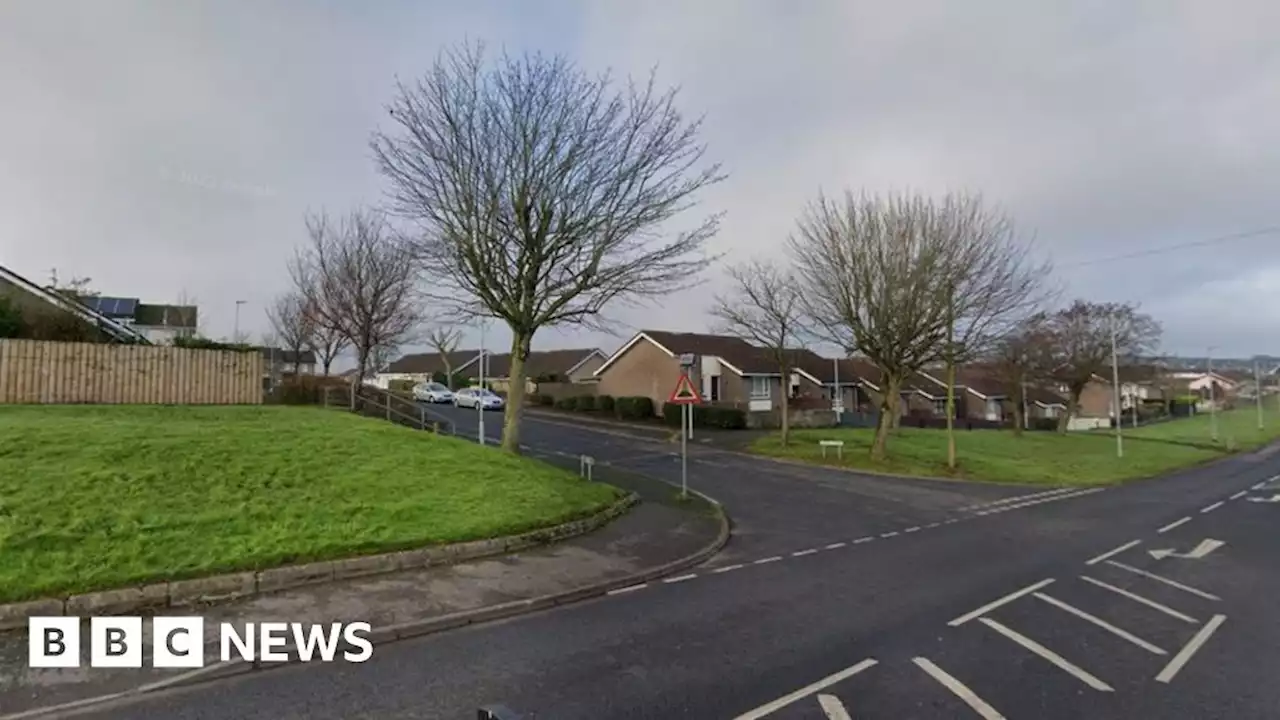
(1126, 407), (1280, 450)
(0, 405), (620, 603)
(750, 407), (1280, 486)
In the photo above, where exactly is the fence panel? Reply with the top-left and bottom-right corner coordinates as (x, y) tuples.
(0, 339), (263, 404)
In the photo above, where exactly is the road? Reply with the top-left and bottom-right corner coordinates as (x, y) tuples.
(67, 406), (1280, 719)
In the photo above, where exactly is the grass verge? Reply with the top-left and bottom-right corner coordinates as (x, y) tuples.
(0, 405), (621, 603)
(749, 408), (1280, 486)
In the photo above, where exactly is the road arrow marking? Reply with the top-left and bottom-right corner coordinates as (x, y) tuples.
(817, 694), (853, 720)
(1247, 494), (1280, 503)
(1148, 538), (1224, 560)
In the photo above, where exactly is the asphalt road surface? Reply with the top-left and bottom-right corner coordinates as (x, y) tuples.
(63, 408), (1280, 720)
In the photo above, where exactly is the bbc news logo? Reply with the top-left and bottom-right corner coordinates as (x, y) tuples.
(28, 617), (373, 668)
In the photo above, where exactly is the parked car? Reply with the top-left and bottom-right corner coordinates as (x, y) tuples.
(412, 382), (455, 404)
(454, 387), (505, 411)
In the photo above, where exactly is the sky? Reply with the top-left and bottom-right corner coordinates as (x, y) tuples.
(2, 0), (1279, 364)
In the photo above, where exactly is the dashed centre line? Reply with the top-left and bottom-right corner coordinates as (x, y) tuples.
(1157, 517), (1192, 534)
(904, 526), (921, 533)
(712, 563), (745, 574)
(1200, 501), (1224, 514)
(755, 556), (783, 565)
(1230, 490), (1249, 500)
(825, 542), (847, 550)
(792, 548), (819, 557)
(880, 531), (900, 538)
(664, 573), (698, 584)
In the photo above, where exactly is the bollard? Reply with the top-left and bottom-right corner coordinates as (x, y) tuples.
(477, 706), (522, 720)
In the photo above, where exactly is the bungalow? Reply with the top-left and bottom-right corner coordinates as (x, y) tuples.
(0, 264), (152, 344)
(593, 330), (832, 416)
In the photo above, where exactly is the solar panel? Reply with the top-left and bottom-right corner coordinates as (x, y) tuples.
(117, 298), (139, 316)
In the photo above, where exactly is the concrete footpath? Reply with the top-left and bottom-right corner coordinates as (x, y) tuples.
(0, 470), (725, 719)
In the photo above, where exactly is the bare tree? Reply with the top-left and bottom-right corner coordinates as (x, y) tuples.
(1039, 300), (1162, 432)
(266, 290), (316, 374)
(425, 326), (463, 387)
(372, 42), (725, 454)
(987, 314), (1055, 436)
(172, 290), (200, 339)
(290, 209), (422, 395)
(710, 259), (804, 446)
(310, 319), (348, 376)
(789, 191), (1052, 462)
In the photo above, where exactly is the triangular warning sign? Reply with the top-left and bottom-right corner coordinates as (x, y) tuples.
(668, 373), (703, 404)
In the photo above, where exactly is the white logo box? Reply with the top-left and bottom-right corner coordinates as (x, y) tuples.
(28, 617), (373, 668)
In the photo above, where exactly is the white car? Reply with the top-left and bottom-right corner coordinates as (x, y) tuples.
(454, 387), (505, 411)
(412, 381), (455, 404)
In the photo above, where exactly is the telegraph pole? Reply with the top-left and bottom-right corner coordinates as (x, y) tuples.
(1256, 360), (1265, 430)
(1207, 346), (1219, 442)
(1110, 318), (1123, 458)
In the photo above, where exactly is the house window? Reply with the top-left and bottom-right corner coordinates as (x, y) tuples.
(932, 398), (947, 416)
(749, 376), (771, 399)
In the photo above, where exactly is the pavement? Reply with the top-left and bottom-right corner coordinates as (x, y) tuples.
(16, 404), (1280, 719)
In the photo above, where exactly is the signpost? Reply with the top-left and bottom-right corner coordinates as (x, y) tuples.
(668, 372), (703, 499)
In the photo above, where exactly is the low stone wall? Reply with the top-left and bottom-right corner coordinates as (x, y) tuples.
(0, 493), (639, 630)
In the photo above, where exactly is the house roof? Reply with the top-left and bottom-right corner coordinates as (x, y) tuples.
(594, 330), (772, 377)
(384, 350), (481, 375)
(262, 348), (317, 365)
(134, 303), (198, 329)
(0, 264), (152, 344)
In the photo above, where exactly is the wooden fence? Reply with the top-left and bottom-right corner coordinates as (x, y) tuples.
(0, 339), (264, 404)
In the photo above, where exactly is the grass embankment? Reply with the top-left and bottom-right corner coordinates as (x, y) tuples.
(0, 405), (620, 603)
(750, 408), (1280, 486)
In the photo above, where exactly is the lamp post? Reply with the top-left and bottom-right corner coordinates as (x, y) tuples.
(1255, 360), (1264, 430)
(1110, 318), (1123, 458)
(1207, 346), (1218, 442)
(477, 318), (487, 446)
(233, 300), (246, 341)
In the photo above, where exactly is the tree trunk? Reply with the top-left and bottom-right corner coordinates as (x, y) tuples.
(1058, 388), (1082, 434)
(500, 332), (532, 455)
(322, 359), (332, 376)
(353, 347), (370, 411)
(442, 362), (453, 389)
(1012, 388), (1025, 437)
(945, 359), (957, 471)
(871, 374), (901, 461)
(780, 365), (791, 447)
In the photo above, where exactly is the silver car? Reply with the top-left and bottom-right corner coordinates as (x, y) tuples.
(412, 381), (454, 404)
(454, 387), (505, 411)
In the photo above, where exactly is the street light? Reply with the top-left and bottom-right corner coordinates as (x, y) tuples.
(234, 300), (247, 341)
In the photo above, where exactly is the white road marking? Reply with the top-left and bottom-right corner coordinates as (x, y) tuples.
(1079, 576), (1198, 624)
(825, 542), (847, 550)
(905, 526), (921, 533)
(1085, 539), (1142, 565)
(913, 657), (1006, 720)
(948, 578), (1056, 627)
(817, 694), (853, 720)
(1104, 560), (1221, 601)
(881, 531), (900, 538)
(755, 556), (783, 565)
(664, 573), (698, 584)
(1200, 501), (1224, 514)
(712, 563), (745, 574)
(732, 658), (879, 720)
(961, 487), (1078, 511)
(926, 522), (940, 529)
(1230, 490), (1248, 500)
(1157, 517), (1192, 534)
(853, 536), (875, 544)
(1033, 592), (1166, 654)
(792, 548), (819, 557)
(1156, 614), (1227, 684)
(607, 583), (648, 596)
(978, 617), (1113, 692)
(980, 488), (1106, 516)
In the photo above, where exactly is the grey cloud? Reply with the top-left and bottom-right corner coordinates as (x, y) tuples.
(2, 1), (1277, 361)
